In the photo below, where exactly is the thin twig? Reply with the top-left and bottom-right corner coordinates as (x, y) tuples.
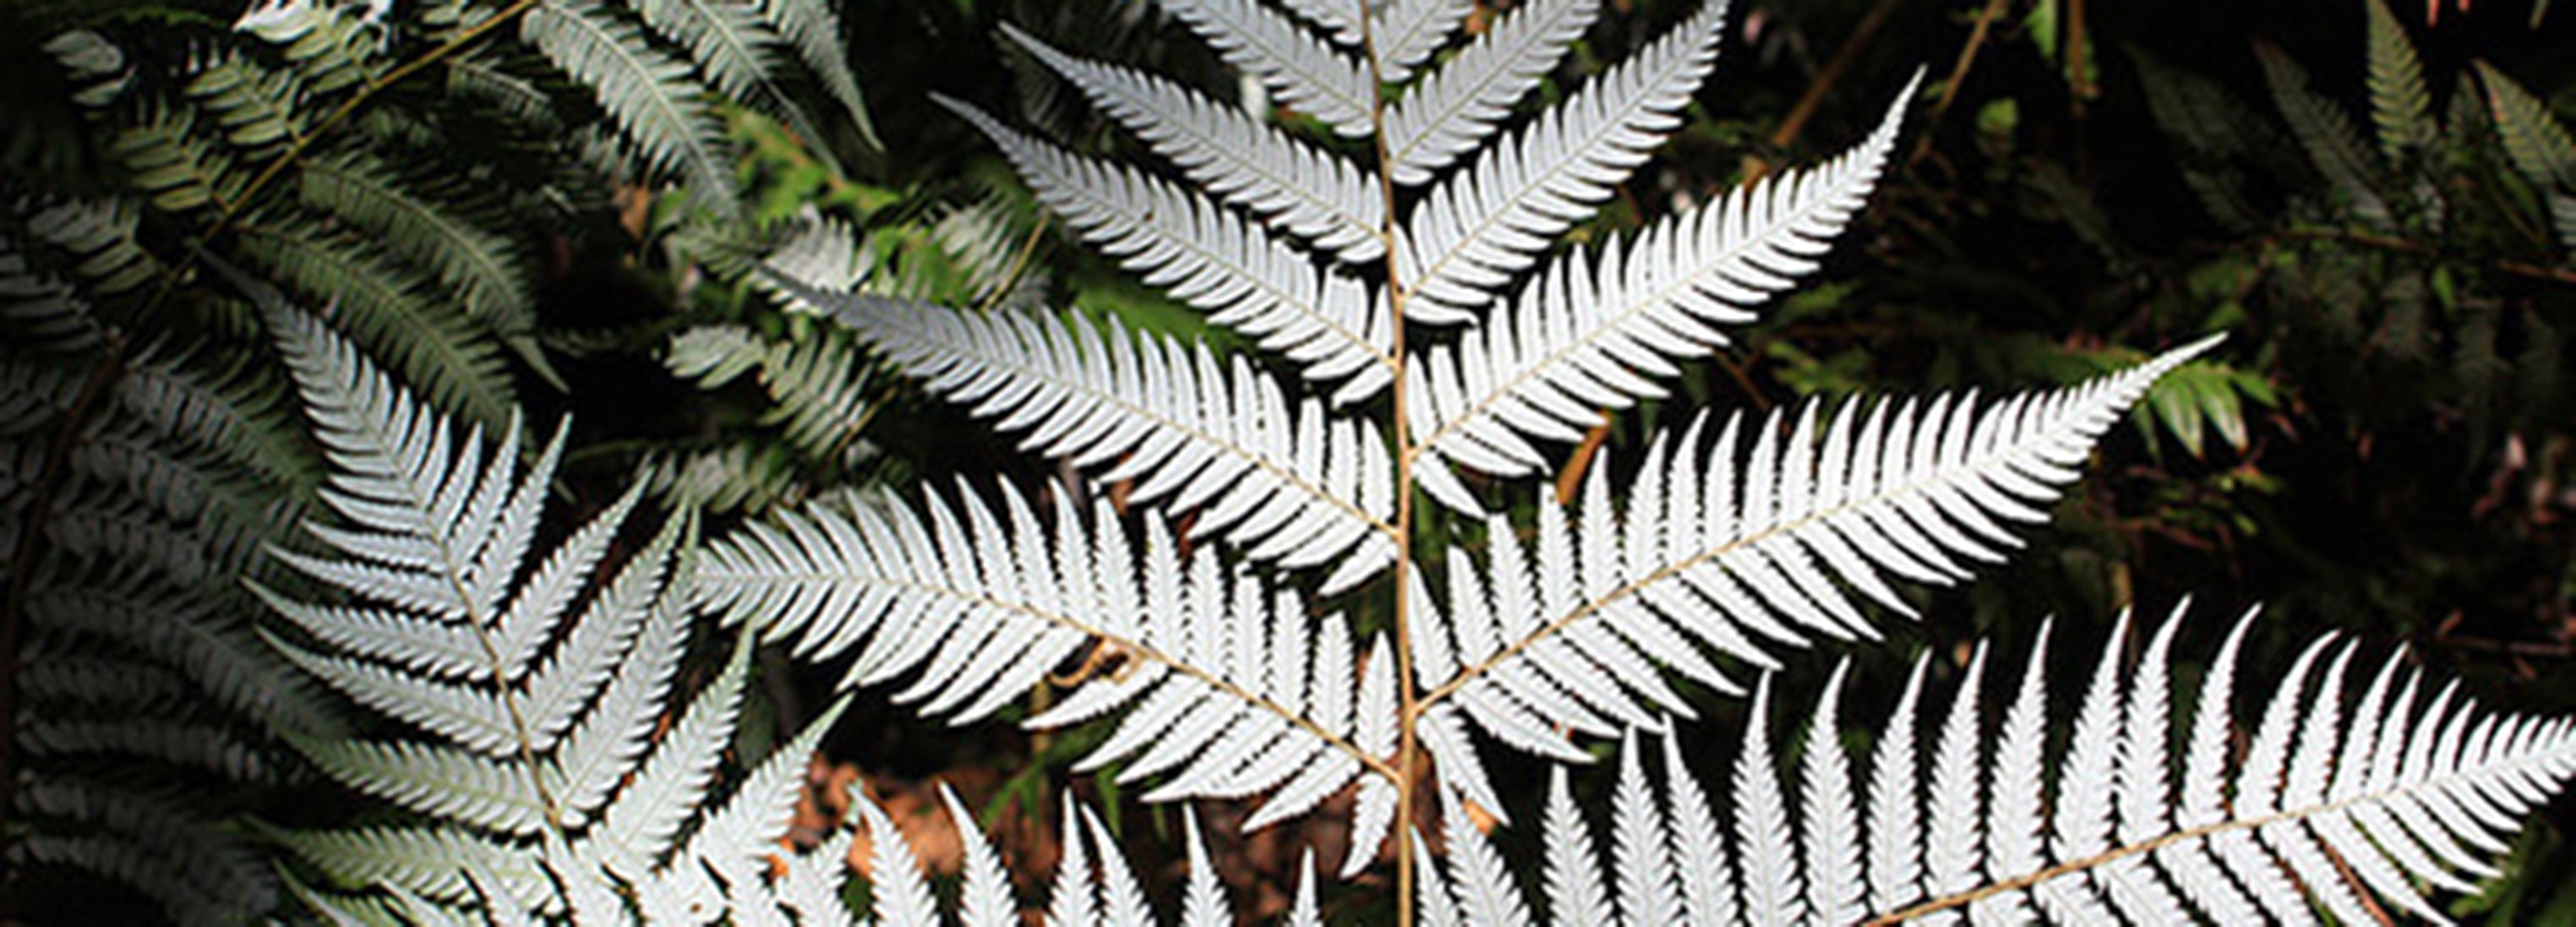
(1768, 0), (1905, 152)
(2268, 226), (2576, 286)
(1907, 0), (2016, 167)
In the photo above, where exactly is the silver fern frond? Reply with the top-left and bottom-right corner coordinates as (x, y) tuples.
(790, 286), (1400, 587)
(249, 303), (851, 920)
(1406, 74), (1917, 485)
(1160, 0), (1377, 138)
(1401, 339), (2219, 777)
(934, 95), (1398, 401)
(1395, 0), (1729, 322)
(1001, 23), (1387, 264)
(1457, 603), (2576, 924)
(1381, 0), (1598, 187)
(692, 477), (1405, 856)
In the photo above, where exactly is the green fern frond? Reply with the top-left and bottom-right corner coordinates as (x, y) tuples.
(184, 52), (306, 152)
(520, 0), (740, 217)
(116, 349), (317, 490)
(640, 440), (804, 513)
(111, 106), (245, 215)
(19, 717), (274, 782)
(45, 30), (135, 108)
(0, 234), (106, 352)
(14, 780), (278, 924)
(2475, 60), (2576, 254)
(25, 197), (158, 295)
(2363, 0), (2437, 164)
(298, 151), (533, 335)
(27, 581), (340, 736)
(2256, 42), (2390, 226)
(445, 51), (560, 128)
(234, 0), (386, 94)
(666, 320), (876, 455)
(233, 215), (515, 428)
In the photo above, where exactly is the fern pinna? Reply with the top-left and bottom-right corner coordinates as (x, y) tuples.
(675, 0), (2576, 923)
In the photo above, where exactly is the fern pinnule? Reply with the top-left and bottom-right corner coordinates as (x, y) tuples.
(1382, 0), (1600, 187)
(1003, 23), (1386, 264)
(521, 0), (740, 217)
(1395, 0), (1730, 321)
(936, 94), (1397, 402)
(1160, 0), (1376, 138)
(787, 283), (1399, 587)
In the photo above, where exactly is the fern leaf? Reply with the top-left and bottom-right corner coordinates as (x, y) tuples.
(694, 481), (1394, 825)
(789, 286), (1397, 586)
(1800, 662), (1864, 924)
(1001, 24), (1387, 264)
(234, 217), (514, 428)
(1396, 0), (1729, 322)
(1159, 0), (1376, 138)
(1370, 0), (1476, 84)
(26, 197), (159, 295)
(596, 630), (752, 867)
(15, 781), (277, 924)
(292, 736), (549, 836)
(1617, 728), (1684, 923)
(935, 98), (1397, 402)
(2256, 43), (2391, 226)
(1494, 605), (2576, 924)
(298, 152), (532, 338)
(28, 583), (334, 736)
(756, 0), (879, 149)
(1384, 0), (1596, 187)
(1411, 340), (2214, 772)
(1441, 787), (1536, 926)
(669, 694), (852, 882)
(548, 579), (687, 822)
(111, 106), (243, 215)
(521, 0), (739, 217)
(1407, 74), (1914, 479)
(1542, 766), (1613, 922)
(2364, 0), (2437, 163)
(2475, 61), (2576, 253)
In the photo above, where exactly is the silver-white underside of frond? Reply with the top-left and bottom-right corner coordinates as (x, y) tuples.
(794, 284), (1398, 588)
(1408, 71), (1921, 493)
(1418, 604), (2576, 925)
(1403, 338), (2219, 772)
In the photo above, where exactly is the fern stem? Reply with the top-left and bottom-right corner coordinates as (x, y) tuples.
(1351, 6), (1423, 923)
(1905, 0), (2011, 169)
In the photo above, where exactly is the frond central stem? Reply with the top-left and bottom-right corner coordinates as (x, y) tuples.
(1354, 8), (1421, 924)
